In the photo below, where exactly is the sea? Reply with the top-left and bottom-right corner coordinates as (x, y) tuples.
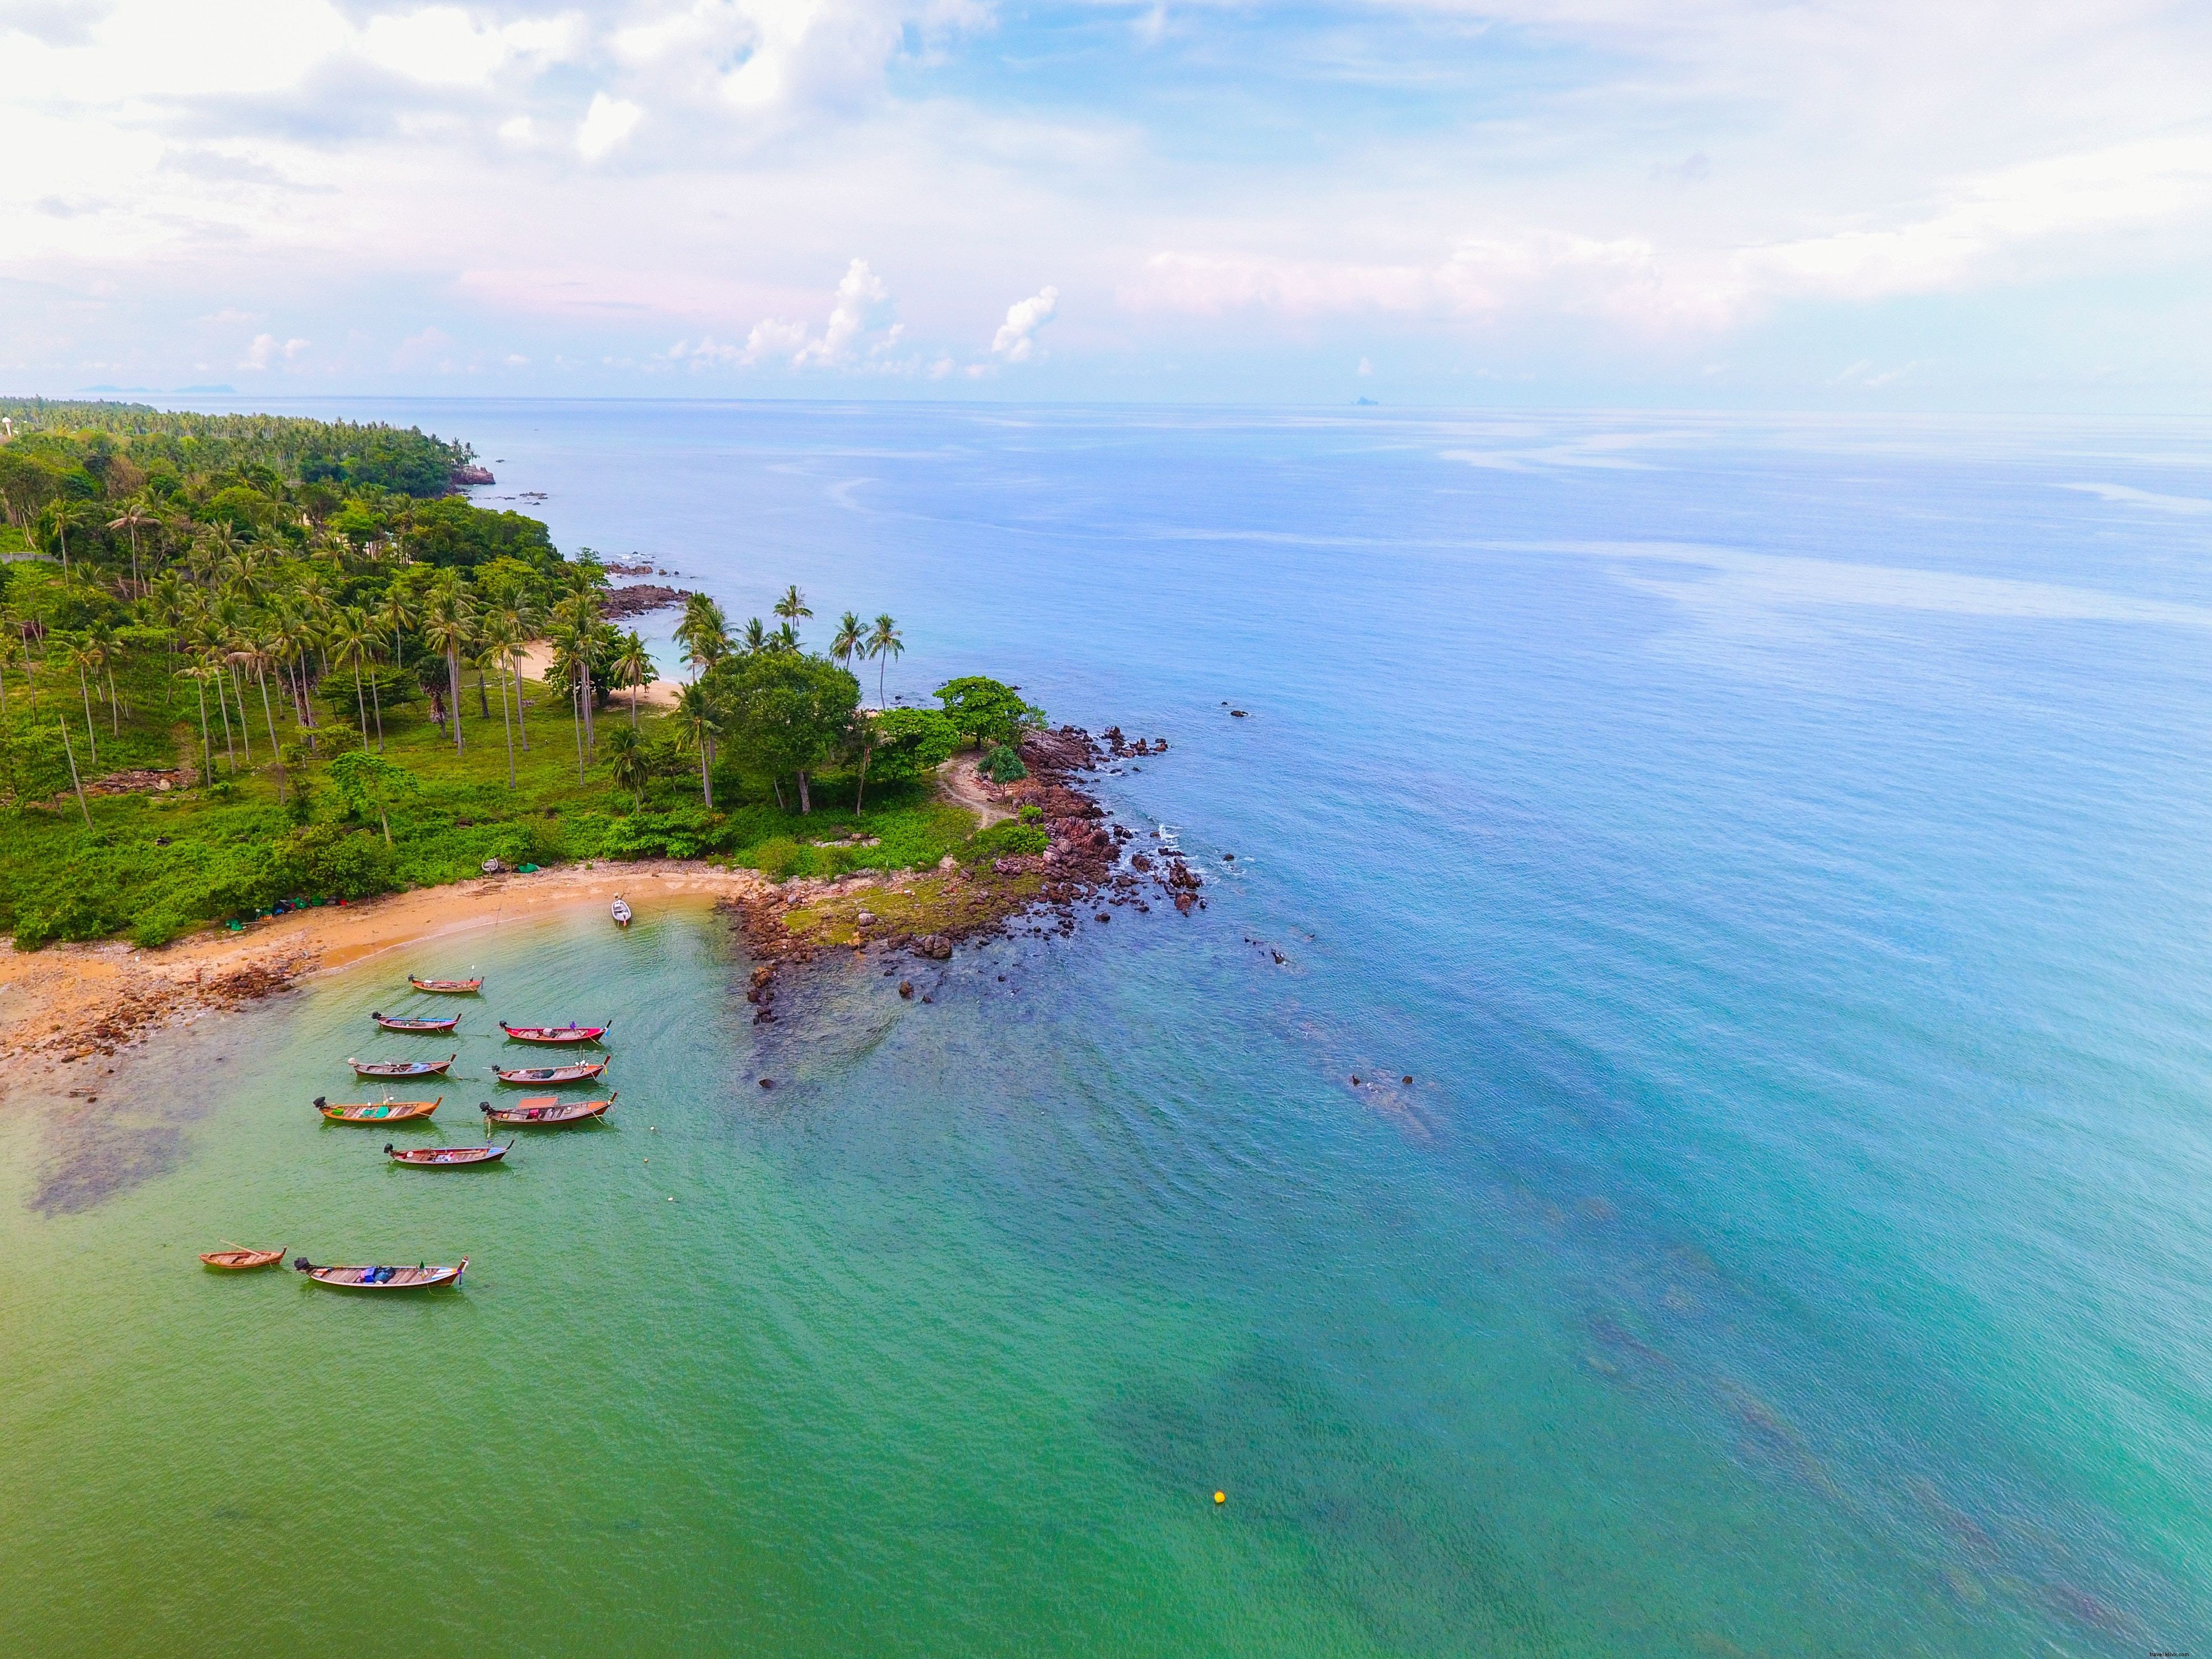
(4, 401), (2210, 1656)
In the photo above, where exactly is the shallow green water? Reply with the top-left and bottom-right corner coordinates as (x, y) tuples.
(11, 405), (2212, 1653)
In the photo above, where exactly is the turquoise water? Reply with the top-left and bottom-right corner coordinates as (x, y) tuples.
(6, 405), (2212, 1653)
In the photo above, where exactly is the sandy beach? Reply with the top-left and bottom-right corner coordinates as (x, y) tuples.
(0, 860), (773, 1092)
(514, 640), (682, 711)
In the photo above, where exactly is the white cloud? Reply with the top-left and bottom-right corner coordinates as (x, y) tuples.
(1357, 356), (1373, 376)
(990, 284), (1058, 362)
(238, 332), (305, 368)
(577, 93), (644, 160)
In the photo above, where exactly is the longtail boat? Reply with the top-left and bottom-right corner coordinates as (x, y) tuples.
(294, 1257), (467, 1290)
(491, 1058), (608, 1085)
(348, 1053), (456, 1079)
(481, 1092), (615, 1126)
(384, 1141), (509, 1167)
(410, 976), (483, 994)
(499, 1021), (609, 1045)
(316, 1094), (441, 1123)
(372, 1011), (460, 1033)
(611, 896), (633, 927)
(200, 1244), (286, 1270)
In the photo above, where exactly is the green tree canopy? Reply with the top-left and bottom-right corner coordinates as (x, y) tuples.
(716, 650), (859, 812)
(935, 676), (1045, 748)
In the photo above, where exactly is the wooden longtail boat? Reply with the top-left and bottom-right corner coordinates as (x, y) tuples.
(349, 1053), (457, 1079)
(372, 1011), (460, 1032)
(316, 1094), (441, 1123)
(200, 1244), (286, 1270)
(499, 1021), (609, 1045)
(481, 1092), (616, 1126)
(491, 1058), (608, 1085)
(384, 1141), (510, 1167)
(294, 1258), (467, 1290)
(409, 976), (483, 994)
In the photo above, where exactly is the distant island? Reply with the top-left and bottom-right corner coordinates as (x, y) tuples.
(0, 398), (1201, 1074)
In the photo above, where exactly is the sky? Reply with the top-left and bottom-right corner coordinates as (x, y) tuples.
(3, 0), (2210, 409)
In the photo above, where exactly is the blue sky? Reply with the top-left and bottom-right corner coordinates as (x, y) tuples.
(3, 0), (2210, 408)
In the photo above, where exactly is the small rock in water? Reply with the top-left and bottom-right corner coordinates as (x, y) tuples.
(1230, 709), (1249, 718)
(1402, 1075), (1412, 1084)
(759, 1077), (774, 1089)
(899, 980), (915, 999)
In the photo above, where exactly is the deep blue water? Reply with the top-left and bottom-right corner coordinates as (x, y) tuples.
(123, 401), (2212, 1647)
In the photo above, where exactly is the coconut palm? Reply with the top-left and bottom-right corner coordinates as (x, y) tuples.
(84, 621), (123, 734)
(740, 616), (769, 655)
(40, 499), (96, 583)
(108, 497), (158, 592)
(549, 624), (592, 781)
(865, 613), (902, 707)
(489, 606), (533, 755)
(771, 620), (801, 654)
(614, 630), (656, 725)
(773, 583), (811, 639)
(181, 657), (220, 781)
(374, 585), (416, 671)
(603, 724), (652, 810)
(325, 607), (378, 750)
(62, 635), (102, 762)
(419, 577), (476, 755)
(675, 594), (728, 677)
(197, 649), (237, 772)
(674, 680), (722, 808)
(831, 610), (864, 679)
(476, 611), (525, 788)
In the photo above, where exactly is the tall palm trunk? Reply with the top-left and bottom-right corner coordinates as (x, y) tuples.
(510, 650), (529, 752)
(477, 662), (490, 720)
(229, 665), (252, 759)
(572, 675), (586, 783)
(257, 669), (285, 804)
(107, 670), (119, 735)
(192, 674), (212, 782)
(498, 660), (516, 789)
(854, 736), (873, 813)
(447, 649), (464, 754)
(370, 672), (384, 752)
(700, 744), (713, 809)
(77, 662), (98, 763)
(214, 672), (236, 770)
(353, 664), (370, 749)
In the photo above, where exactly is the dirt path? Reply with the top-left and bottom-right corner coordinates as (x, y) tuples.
(0, 860), (773, 1094)
(934, 755), (1013, 828)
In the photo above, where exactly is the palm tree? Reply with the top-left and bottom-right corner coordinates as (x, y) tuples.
(614, 631), (656, 725)
(675, 594), (728, 677)
(374, 585), (416, 672)
(326, 607), (378, 750)
(771, 621), (801, 654)
(85, 621), (122, 734)
(831, 610), (864, 679)
(773, 583), (812, 641)
(674, 681), (721, 808)
(866, 613), (903, 707)
(182, 658), (218, 781)
(740, 616), (769, 655)
(549, 624), (591, 782)
(491, 606), (533, 754)
(63, 635), (102, 763)
(477, 611), (524, 788)
(41, 499), (96, 583)
(420, 578), (476, 755)
(108, 497), (158, 592)
(197, 649), (237, 773)
(604, 724), (651, 810)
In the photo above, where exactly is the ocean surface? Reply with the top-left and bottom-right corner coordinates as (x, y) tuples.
(5, 401), (2212, 1656)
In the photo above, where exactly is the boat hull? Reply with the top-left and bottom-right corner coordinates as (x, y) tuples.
(409, 978), (483, 994)
(385, 1144), (508, 1167)
(499, 1022), (608, 1045)
(491, 1060), (608, 1085)
(297, 1258), (467, 1289)
(317, 1095), (441, 1123)
(482, 1093), (615, 1126)
(200, 1247), (286, 1270)
(372, 1014), (459, 1032)
(349, 1055), (456, 1078)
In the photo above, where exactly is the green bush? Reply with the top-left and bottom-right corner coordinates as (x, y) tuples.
(269, 823), (397, 899)
(969, 820), (1048, 859)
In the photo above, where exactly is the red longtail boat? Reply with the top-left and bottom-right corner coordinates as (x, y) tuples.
(498, 1021), (609, 1045)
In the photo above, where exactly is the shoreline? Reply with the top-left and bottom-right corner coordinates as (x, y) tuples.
(1, 726), (1208, 1094)
(0, 860), (776, 1097)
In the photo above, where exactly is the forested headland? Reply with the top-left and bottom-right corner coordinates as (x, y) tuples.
(0, 399), (1048, 950)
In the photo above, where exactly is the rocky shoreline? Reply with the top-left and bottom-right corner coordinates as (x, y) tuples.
(722, 722), (1208, 1022)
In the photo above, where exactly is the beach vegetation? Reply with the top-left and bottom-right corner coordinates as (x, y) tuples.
(935, 676), (1044, 749)
(0, 399), (1031, 951)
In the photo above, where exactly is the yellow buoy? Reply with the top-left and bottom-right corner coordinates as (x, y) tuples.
(1214, 1491), (1225, 1505)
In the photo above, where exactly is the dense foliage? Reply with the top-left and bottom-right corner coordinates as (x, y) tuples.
(0, 401), (1033, 950)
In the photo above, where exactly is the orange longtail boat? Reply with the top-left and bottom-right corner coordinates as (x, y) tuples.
(200, 1244), (287, 1270)
(409, 976), (483, 994)
(316, 1094), (441, 1123)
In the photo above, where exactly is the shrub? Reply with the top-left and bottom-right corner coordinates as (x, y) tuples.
(979, 743), (1028, 782)
(970, 820), (1048, 859)
(269, 823), (397, 899)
